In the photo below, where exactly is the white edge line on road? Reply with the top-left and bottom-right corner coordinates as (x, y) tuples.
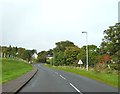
(70, 83), (83, 94)
(60, 75), (66, 80)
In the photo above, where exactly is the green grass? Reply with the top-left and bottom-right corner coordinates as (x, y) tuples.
(0, 59), (2, 84)
(1, 58), (33, 84)
(44, 64), (118, 88)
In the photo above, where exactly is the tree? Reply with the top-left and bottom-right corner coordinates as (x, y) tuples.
(37, 51), (47, 63)
(31, 49), (37, 55)
(77, 48), (86, 66)
(17, 47), (25, 58)
(1, 45), (37, 63)
(88, 45), (100, 66)
(64, 46), (80, 66)
(77, 45), (99, 67)
(53, 40), (80, 66)
(100, 23), (120, 63)
(21, 50), (33, 62)
(54, 51), (65, 66)
(95, 54), (112, 72)
(2, 46), (8, 58)
(11, 47), (18, 58)
(54, 40), (75, 52)
(97, 54), (112, 64)
(7, 45), (12, 58)
(47, 49), (53, 56)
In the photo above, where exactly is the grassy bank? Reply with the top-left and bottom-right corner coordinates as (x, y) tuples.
(44, 64), (118, 88)
(2, 58), (33, 84)
(0, 59), (2, 84)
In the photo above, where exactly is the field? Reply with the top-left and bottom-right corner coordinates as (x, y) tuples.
(44, 64), (118, 88)
(1, 58), (33, 84)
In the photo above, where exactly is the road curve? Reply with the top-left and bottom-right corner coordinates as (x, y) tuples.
(19, 64), (118, 93)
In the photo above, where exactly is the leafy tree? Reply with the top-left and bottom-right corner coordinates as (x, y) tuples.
(2, 46), (18, 58)
(1, 45), (37, 63)
(77, 45), (99, 66)
(100, 23), (120, 63)
(64, 46), (80, 66)
(54, 40), (75, 52)
(21, 50), (33, 62)
(54, 51), (65, 66)
(2, 46), (8, 58)
(31, 49), (37, 54)
(47, 49), (53, 56)
(95, 54), (112, 72)
(53, 40), (80, 66)
(97, 54), (112, 64)
(7, 45), (12, 58)
(77, 48), (86, 66)
(88, 45), (100, 66)
(37, 51), (47, 63)
(17, 47), (25, 58)
(11, 47), (18, 58)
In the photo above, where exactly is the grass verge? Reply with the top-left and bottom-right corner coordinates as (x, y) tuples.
(44, 64), (118, 88)
(1, 58), (33, 84)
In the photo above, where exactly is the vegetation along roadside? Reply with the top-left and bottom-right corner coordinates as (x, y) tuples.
(44, 64), (118, 88)
(2, 58), (33, 84)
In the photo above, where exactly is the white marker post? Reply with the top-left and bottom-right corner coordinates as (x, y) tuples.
(78, 59), (83, 68)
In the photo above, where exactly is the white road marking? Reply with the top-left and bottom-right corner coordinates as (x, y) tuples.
(55, 72), (58, 74)
(60, 75), (66, 80)
(70, 83), (83, 94)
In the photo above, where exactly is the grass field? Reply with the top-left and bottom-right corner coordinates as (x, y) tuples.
(44, 64), (118, 88)
(1, 58), (33, 84)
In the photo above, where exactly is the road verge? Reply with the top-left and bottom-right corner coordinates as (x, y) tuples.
(2, 65), (38, 93)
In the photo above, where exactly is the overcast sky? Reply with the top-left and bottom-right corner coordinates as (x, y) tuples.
(1, 0), (119, 52)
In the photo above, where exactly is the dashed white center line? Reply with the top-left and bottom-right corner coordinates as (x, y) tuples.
(60, 75), (66, 80)
(70, 83), (83, 94)
(55, 72), (58, 74)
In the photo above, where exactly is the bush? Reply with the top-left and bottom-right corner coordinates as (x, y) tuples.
(95, 63), (108, 73)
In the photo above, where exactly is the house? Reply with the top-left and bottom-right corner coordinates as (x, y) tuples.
(46, 54), (53, 59)
(32, 53), (38, 59)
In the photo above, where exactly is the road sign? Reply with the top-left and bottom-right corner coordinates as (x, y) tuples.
(78, 59), (83, 65)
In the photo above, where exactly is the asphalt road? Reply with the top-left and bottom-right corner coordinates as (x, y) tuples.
(19, 64), (118, 93)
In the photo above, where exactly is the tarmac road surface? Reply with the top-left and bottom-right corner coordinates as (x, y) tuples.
(19, 64), (118, 93)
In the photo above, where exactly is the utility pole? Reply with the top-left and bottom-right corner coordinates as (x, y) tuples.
(82, 31), (88, 71)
